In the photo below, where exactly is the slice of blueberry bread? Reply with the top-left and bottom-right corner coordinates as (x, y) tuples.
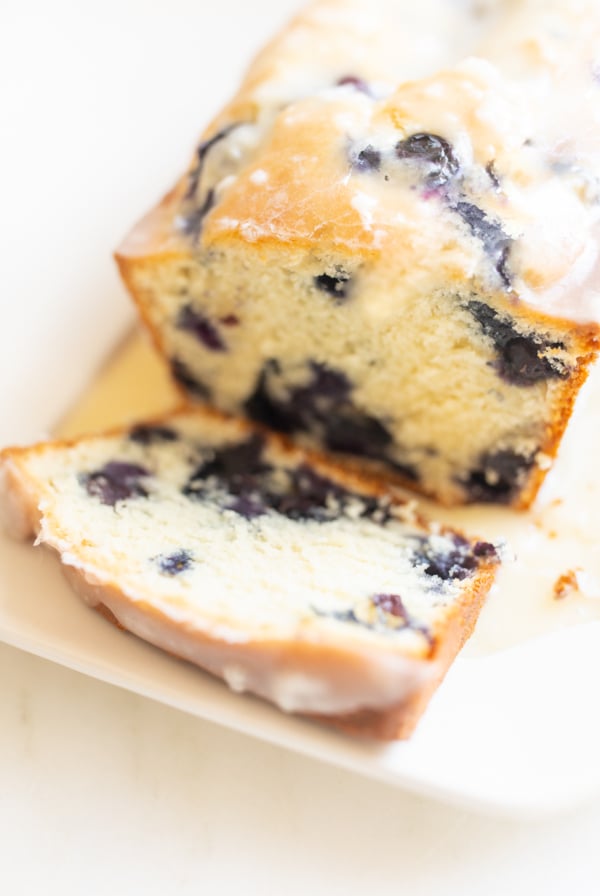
(117, 0), (600, 508)
(0, 408), (499, 739)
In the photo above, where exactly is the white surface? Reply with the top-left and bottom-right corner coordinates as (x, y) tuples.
(3, 1), (600, 890)
(2, 641), (600, 896)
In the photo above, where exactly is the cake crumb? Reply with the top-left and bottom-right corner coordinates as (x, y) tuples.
(553, 569), (581, 601)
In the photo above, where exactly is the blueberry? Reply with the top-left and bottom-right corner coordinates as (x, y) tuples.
(157, 549), (193, 575)
(170, 358), (211, 399)
(184, 123), (242, 202)
(323, 410), (393, 460)
(129, 424), (178, 445)
(244, 365), (298, 434)
(177, 305), (226, 352)
(352, 145), (381, 172)
(413, 533), (481, 581)
(220, 314), (239, 326)
(486, 161), (501, 190)
(453, 202), (512, 287)
(314, 270), (352, 299)
(177, 189), (215, 238)
(371, 593), (408, 620)
(82, 461), (149, 506)
(244, 360), (402, 468)
(274, 465), (347, 521)
(244, 361), (351, 434)
(314, 592), (432, 641)
(336, 75), (372, 95)
(463, 449), (535, 504)
(183, 435), (267, 501)
(466, 301), (568, 386)
(182, 430), (392, 526)
(180, 122), (246, 238)
(226, 495), (266, 519)
(395, 133), (460, 187)
(473, 541), (498, 559)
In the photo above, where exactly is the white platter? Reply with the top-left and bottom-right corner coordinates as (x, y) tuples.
(3, 0), (600, 820)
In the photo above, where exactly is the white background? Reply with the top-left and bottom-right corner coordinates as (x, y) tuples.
(2, 1), (600, 892)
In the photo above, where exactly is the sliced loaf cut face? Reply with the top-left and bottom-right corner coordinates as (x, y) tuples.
(0, 408), (499, 739)
(117, 0), (600, 508)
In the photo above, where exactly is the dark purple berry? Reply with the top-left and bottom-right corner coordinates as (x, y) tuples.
(486, 161), (501, 190)
(185, 124), (242, 200)
(323, 411), (392, 459)
(314, 271), (352, 299)
(82, 461), (149, 506)
(177, 188), (216, 238)
(180, 122), (247, 238)
(353, 145), (381, 172)
(463, 449), (535, 504)
(157, 549), (193, 575)
(453, 202), (513, 287)
(466, 301), (568, 386)
(244, 361), (350, 434)
(170, 358), (211, 399)
(473, 541), (498, 559)
(371, 593), (408, 620)
(395, 133), (460, 187)
(226, 495), (266, 519)
(412, 533), (482, 581)
(244, 360), (401, 469)
(336, 75), (372, 95)
(183, 435), (267, 501)
(129, 424), (178, 445)
(177, 305), (226, 352)
(220, 314), (239, 326)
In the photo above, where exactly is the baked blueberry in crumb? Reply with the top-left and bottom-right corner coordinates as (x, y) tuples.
(226, 495), (267, 519)
(323, 410), (393, 460)
(412, 533), (483, 581)
(473, 541), (498, 559)
(274, 465), (348, 522)
(352, 145), (382, 172)
(170, 358), (211, 399)
(244, 359), (399, 466)
(177, 305), (226, 352)
(179, 121), (246, 237)
(157, 549), (193, 575)
(182, 433), (392, 525)
(453, 202), (512, 286)
(314, 270), (352, 299)
(244, 361), (349, 434)
(187, 435), (266, 487)
(82, 461), (149, 506)
(177, 188), (216, 238)
(486, 161), (501, 190)
(466, 301), (569, 386)
(220, 314), (240, 326)
(129, 424), (178, 445)
(395, 133), (460, 186)
(314, 593), (432, 641)
(463, 449), (535, 504)
(184, 122), (243, 201)
(371, 593), (408, 620)
(336, 74), (372, 95)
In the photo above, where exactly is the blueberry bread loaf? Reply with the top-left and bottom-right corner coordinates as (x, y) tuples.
(117, 0), (600, 508)
(0, 409), (499, 739)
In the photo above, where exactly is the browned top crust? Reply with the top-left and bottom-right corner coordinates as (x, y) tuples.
(119, 0), (600, 333)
